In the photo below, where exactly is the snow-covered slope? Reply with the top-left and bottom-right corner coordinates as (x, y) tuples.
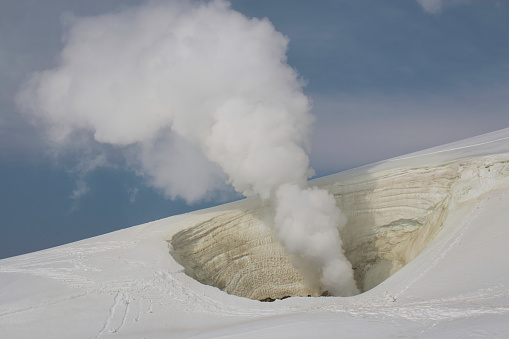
(2, 128), (509, 338)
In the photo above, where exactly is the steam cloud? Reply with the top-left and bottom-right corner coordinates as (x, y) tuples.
(17, 0), (358, 296)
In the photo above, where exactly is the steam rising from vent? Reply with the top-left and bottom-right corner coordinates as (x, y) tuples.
(275, 184), (358, 296)
(17, 0), (358, 296)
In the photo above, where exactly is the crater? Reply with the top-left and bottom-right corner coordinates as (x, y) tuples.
(170, 157), (509, 300)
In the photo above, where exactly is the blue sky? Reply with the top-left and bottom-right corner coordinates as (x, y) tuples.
(1, 0), (508, 259)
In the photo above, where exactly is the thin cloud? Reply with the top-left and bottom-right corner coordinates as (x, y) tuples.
(310, 87), (509, 175)
(416, 0), (471, 14)
(128, 187), (138, 203)
(70, 179), (89, 200)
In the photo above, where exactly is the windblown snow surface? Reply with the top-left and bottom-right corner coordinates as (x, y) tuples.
(2, 128), (509, 338)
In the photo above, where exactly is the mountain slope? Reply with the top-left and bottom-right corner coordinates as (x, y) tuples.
(1, 128), (509, 338)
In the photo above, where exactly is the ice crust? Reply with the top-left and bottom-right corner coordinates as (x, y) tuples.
(171, 155), (509, 300)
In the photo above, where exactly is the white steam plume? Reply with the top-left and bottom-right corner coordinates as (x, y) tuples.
(275, 184), (358, 296)
(17, 0), (358, 296)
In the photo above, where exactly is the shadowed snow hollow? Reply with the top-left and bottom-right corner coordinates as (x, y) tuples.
(170, 155), (509, 300)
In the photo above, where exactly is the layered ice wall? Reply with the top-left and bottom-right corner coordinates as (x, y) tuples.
(171, 154), (509, 300)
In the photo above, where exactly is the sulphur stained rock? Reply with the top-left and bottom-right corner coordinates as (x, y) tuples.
(171, 207), (322, 300)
